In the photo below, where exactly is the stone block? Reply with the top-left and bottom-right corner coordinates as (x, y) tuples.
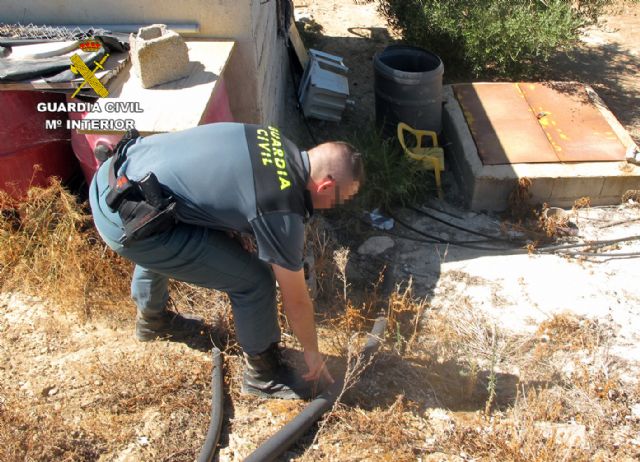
(129, 24), (190, 89)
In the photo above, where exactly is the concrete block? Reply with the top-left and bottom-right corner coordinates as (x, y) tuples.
(129, 24), (190, 89)
(550, 176), (604, 203)
(601, 176), (640, 200)
(471, 177), (517, 211)
(443, 84), (640, 211)
(528, 177), (555, 205)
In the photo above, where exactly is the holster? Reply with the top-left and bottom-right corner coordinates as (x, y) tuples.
(104, 129), (177, 245)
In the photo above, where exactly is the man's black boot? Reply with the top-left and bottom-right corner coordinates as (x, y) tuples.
(241, 343), (315, 400)
(135, 311), (205, 342)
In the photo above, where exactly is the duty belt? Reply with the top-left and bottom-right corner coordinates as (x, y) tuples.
(99, 129), (177, 245)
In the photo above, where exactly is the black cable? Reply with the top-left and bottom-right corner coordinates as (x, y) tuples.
(369, 211), (640, 260)
(536, 234), (640, 253)
(393, 210), (640, 253)
(391, 211), (527, 252)
(384, 228), (493, 245)
(380, 224), (640, 259)
(197, 348), (224, 462)
(554, 250), (640, 258)
(357, 215), (496, 244)
(418, 202), (466, 220)
(408, 205), (529, 244)
(245, 317), (387, 462)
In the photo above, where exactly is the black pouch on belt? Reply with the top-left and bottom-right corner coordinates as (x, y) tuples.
(118, 173), (177, 244)
(107, 171), (177, 245)
(103, 129), (177, 245)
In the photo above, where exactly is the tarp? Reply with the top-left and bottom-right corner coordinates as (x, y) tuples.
(0, 33), (128, 82)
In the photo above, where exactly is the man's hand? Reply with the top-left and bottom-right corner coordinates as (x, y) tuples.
(271, 264), (334, 384)
(226, 230), (256, 253)
(303, 350), (334, 384)
(238, 234), (256, 253)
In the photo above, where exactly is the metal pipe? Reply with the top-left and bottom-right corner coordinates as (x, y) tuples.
(56, 23), (201, 34)
(244, 317), (387, 462)
(197, 348), (224, 462)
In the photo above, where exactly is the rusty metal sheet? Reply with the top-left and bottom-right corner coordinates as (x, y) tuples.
(518, 82), (626, 162)
(453, 83), (558, 165)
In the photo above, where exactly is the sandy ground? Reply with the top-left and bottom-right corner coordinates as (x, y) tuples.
(388, 201), (640, 380)
(293, 0), (640, 369)
(2, 1), (640, 461)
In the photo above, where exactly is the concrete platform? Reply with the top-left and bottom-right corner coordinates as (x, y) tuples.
(443, 82), (640, 211)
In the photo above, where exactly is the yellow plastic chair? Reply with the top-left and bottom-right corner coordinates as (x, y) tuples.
(397, 122), (445, 198)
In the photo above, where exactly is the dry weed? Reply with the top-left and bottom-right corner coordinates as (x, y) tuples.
(534, 313), (606, 355)
(304, 216), (339, 300)
(168, 281), (236, 351)
(622, 189), (640, 204)
(438, 413), (592, 462)
(386, 278), (429, 354)
(333, 247), (350, 303)
(507, 177), (534, 222)
(304, 331), (383, 457)
(423, 304), (528, 368)
(0, 180), (131, 321)
(537, 203), (571, 238)
(300, 395), (428, 462)
(0, 341), (212, 462)
(572, 196), (591, 211)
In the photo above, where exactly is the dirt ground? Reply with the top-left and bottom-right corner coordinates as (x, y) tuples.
(2, 1), (640, 461)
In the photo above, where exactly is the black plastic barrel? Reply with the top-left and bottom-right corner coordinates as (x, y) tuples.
(374, 45), (444, 137)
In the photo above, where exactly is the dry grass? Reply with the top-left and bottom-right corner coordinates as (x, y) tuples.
(294, 271), (639, 462)
(0, 180), (132, 322)
(622, 189), (640, 204)
(304, 215), (340, 301)
(0, 337), (214, 462)
(2, 183), (640, 461)
(535, 313), (603, 353)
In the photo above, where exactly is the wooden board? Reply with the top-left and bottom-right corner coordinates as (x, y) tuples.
(288, 21), (309, 69)
(81, 40), (235, 134)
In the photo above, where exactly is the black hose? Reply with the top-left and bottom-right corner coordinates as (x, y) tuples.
(408, 205), (528, 244)
(553, 250), (640, 258)
(391, 212), (525, 252)
(536, 234), (640, 252)
(197, 348), (224, 462)
(390, 210), (640, 256)
(244, 317), (387, 462)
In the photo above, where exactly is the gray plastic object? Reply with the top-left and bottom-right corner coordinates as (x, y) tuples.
(298, 49), (350, 122)
(374, 45), (444, 137)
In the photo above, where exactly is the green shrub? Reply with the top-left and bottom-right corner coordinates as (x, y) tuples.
(378, 0), (614, 77)
(351, 125), (436, 210)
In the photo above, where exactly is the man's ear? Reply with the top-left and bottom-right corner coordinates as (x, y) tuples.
(315, 175), (336, 193)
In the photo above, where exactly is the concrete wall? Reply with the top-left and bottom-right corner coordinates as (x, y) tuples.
(1, 0), (251, 37)
(1, 0), (287, 125)
(250, 1), (287, 126)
